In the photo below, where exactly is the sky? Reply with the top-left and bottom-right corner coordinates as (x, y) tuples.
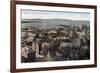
(21, 9), (90, 21)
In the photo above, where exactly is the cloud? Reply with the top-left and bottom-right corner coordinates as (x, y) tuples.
(22, 10), (90, 21)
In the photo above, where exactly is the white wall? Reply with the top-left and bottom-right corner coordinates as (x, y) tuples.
(0, 0), (100, 73)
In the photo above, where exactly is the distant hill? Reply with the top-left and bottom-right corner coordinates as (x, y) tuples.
(21, 19), (90, 29)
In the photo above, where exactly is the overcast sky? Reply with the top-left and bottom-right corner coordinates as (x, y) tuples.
(21, 9), (90, 21)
